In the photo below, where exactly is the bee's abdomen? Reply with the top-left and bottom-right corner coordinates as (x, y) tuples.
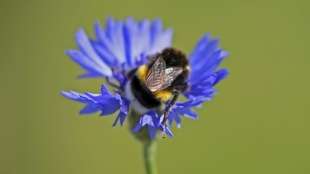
(130, 76), (161, 108)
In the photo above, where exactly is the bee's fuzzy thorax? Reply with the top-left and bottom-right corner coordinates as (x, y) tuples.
(161, 48), (188, 68)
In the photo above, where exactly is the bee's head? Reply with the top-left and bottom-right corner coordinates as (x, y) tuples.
(161, 48), (188, 68)
(161, 48), (190, 92)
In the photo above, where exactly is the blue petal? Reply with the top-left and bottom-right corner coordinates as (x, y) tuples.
(113, 95), (130, 126)
(123, 18), (133, 67)
(106, 19), (126, 64)
(61, 85), (128, 123)
(141, 112), (156, 127)
(190, 50), (225, 84)
(168, 111), (181, 128)
(66, 50), (109, 78)
(100, 84), (112, 96)
(94, 21), (120, 66)
(61, 91), (102, 115)
(132, 123), (142, 133)
(80, 104), (101, 114)
(132, 112), (154, 132)
(75, 29), (112, 76)
(118, 97), (130, 125)
(99, 100), (120, 115)
(91, 40), (118, 66)
(190, 34), (218, 66)
(213, 68), (229, 85)
(132, 111), (161, 139)
(180, 108), (198, 119)
(161, 125), (173, 138)
(166, 99), (203, 127)
(185, 33), (228, 101)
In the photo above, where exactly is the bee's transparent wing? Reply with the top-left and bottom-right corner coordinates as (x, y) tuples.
(145, 57), (166, 92)
(160, 67), (183, 89)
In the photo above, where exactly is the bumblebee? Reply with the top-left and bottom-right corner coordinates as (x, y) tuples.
(125, 48), (189, 124)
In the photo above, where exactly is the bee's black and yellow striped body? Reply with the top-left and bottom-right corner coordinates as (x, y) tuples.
(125, 48), (189, 114)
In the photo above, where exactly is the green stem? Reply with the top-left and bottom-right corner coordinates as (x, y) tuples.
(143, 141), (157, 174)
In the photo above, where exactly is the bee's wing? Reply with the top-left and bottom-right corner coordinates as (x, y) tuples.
(160, 67), (183, 89)
(145, 57), (166, 92)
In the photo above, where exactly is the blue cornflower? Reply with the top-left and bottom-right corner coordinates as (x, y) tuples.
(62, 17), (228, 139)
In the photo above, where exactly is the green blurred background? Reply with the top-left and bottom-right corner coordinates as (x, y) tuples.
(1, 0), (309, 173)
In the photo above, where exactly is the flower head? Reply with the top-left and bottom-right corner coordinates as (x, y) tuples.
(62, 17), (228, 140)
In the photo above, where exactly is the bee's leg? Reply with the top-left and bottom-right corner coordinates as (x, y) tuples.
(162, 81), (188, 124)
(162, 92), (179, 124)
(105, 77), (120, 89)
